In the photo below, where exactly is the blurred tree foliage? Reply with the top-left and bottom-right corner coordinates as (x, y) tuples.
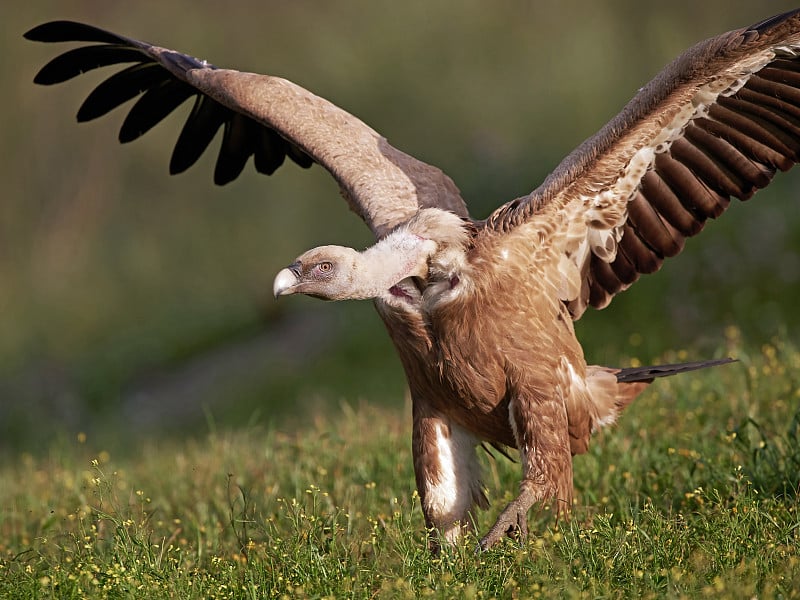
(1, 1), (798, 449)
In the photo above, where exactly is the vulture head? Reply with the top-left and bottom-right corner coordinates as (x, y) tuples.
(273, 231), (438, 301)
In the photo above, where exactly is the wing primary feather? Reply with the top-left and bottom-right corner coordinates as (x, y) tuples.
(669, 136), (746, 199)
(33, 45), (145, 85)
(712, 101), (798, 159)
(252, 127), (288, 175)
(120, 80), (195, 143)
(618, 222), (663, 274)
(214, 114), (255, 185)
(587, 273), (612, 309)
(655, 152), (730, 219)
(684, 123), (771, 195)
(626, 190), (685, 257)
(717, 96), (800, 154)
(608, 244), (639, 286)
(286, 143), (314, 169)
(24, 20), (132, 44)
(640, 171), (704, 236)
(77, 63), (170, 122)
(756, 65), (800, 87)
(591, 253), (626, 295)
(734, 86), (800, 121)
(765, 57), (800, 74)
(703, 106), (794, 169)
(170, 96), (228, 175)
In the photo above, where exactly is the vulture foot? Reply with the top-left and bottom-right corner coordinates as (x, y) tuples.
(478, 494), (532, 551)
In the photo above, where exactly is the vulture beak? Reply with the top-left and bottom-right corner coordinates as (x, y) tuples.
(273, 263), (301, 298)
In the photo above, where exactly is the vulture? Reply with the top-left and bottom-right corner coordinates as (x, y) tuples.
(25, 9), (800, 551)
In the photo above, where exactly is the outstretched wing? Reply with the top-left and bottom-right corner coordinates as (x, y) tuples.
(24, 21), (467, 238)
(483, 9), (800, 318)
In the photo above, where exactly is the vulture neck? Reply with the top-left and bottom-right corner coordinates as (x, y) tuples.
(352, 230), (437, 300)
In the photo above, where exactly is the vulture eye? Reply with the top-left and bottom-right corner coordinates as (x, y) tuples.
(316, 261), (333, 274)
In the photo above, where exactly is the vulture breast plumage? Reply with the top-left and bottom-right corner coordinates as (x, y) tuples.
(25, 9), (800, 551)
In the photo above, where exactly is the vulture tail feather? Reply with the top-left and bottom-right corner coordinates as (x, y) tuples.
(615, 357), (737, 383)
(586, 357), (737, 440)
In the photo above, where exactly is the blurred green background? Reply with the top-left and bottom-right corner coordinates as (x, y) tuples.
(2, 1), (799, 451)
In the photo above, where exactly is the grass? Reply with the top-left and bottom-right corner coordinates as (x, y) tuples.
(1, 333), (799, 599)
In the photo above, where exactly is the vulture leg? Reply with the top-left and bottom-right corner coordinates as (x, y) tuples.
(412, 402), (487, 552)
(479, 383), (572, 551)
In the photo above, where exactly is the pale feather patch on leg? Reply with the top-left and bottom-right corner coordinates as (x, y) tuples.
(423, 421), (484, 545)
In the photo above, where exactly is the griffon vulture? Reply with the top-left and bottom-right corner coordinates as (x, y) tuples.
(25, 9), (800, 550)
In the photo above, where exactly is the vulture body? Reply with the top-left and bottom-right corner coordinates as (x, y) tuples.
(25, 10), (800, 550)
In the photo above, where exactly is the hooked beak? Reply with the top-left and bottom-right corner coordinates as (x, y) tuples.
(273, 263), (301, 298)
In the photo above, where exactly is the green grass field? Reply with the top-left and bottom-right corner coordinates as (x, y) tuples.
(2, 332), (798, 599)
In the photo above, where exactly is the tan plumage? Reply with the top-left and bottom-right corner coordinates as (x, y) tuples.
(26, 9), (800, 550)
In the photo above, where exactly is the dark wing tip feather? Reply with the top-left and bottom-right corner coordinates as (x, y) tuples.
(286, 144), (314, 169)
(119, 81), (195, 143)
(169, 97), (228, 175)
(33, 45), (146, 85)
(75, 63), (169, 123)
(252, 128), (288, 175)
(24, 20), (131, 45)
(26, 19), (316, 185)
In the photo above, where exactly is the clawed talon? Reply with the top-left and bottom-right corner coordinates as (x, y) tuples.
(478, 499), (529, 551)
